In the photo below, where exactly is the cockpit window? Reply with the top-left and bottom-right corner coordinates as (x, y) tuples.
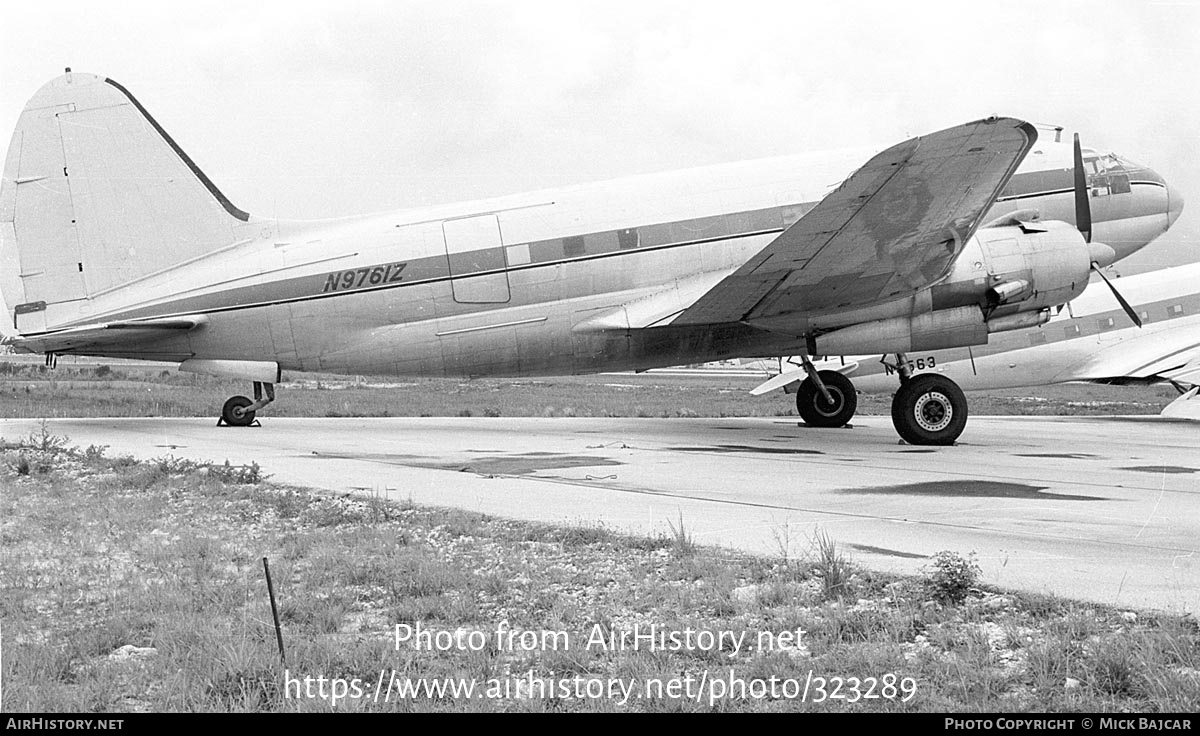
(1084, 153), (1132, 197)
(1085, 153), (1126, 175)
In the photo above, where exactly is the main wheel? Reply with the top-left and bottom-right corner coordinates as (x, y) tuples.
(221, 395), (256, 427)
(891, 374), (967, 445)
(795, 370), (858, 428)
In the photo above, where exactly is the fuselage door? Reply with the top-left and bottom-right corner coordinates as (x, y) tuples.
(442, 214), (511, 303)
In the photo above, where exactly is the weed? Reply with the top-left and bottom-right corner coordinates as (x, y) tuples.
(154, 455), (205, 475)
(666, 512), (695, 558)
(811, 527), (852, 600)
(28, 419), (68, 452)
(208, 460), (265, 484)
(83, 444), (110, 463)
(770, 519), (799, 565)
(923, 551), (982, 605)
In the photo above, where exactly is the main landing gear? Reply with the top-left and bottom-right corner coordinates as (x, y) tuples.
(793, 352), (968, 445)
(219, 381), (276, 427)
(884, 353), (967, 446)
(795, 361), (858, 428)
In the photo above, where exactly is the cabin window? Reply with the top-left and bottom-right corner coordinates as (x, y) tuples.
(563, 236), (585, 257)
(675, 215), (726, 240)
(1168, 304), (1184, 317)
(506, 243), (531, 266)
(638, 223), (674, 247)
(1065, 324), (1081, 337)
(1097, 317), (1116, 331)
(617, 228), (639, 249)
(529, 239), (563, 263)
(1028, 332), (1047, 345)
(583, 231), (619, 254)
(746, 207), (784, 232)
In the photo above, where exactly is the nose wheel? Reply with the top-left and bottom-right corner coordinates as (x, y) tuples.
(218, 381), (275, 427)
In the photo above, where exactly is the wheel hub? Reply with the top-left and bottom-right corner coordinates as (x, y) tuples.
(814, 388), (844, 417)
(913, 392), (952, 432)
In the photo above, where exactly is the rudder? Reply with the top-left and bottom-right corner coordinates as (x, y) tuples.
(0, 71), (254, 332)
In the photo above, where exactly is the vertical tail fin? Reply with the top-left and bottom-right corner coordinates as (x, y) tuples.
(1, 71), (254, 333)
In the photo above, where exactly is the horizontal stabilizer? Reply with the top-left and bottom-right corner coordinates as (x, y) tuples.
(1161, 387), (1200, 421)
(4, 315), (206, 354)
(749, 369), (808, 396)
(748, 358), (860, 395)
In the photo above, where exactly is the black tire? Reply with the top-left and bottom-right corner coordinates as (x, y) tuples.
(890, 374), (967, 446)
(795, 370), (858, 428)
(221, 395), (256, 427)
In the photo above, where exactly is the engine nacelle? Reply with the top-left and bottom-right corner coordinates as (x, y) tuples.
(932, 221), (1093, 315)
(814, 306), (985, 354)
(811, 221), (1090, 355)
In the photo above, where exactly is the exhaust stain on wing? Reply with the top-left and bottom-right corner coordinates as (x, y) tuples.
(1119, 465), (1197, 474)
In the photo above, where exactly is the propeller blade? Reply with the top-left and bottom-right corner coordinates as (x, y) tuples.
(1091, 264), (1142, 328)
(1074, 133), (1092, 243)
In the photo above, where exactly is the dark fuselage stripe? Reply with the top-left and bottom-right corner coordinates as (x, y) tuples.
(63, 228), (786, 327)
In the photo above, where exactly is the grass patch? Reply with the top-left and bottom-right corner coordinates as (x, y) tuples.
(0, 357), (1180, 419)
(1, 437), (1196, 712)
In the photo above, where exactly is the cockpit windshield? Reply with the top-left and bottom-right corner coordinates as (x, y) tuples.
(1083, 152), (1133, 196)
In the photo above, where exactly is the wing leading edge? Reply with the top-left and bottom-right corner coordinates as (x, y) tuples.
(672, 117), (1039, 329)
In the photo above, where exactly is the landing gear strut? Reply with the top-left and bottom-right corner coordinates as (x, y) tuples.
(219, 381), (275, 427)
(796, 370), (857, 428)
(887, 353), (966, 445)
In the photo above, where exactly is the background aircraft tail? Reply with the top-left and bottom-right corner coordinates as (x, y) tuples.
(0, 71), (256, 334)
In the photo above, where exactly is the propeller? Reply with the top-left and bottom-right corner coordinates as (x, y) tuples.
(1074, 133), (1142, 328)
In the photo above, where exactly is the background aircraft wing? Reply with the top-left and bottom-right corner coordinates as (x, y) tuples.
(672, 117), (1038, 329)
(4, 316), (205, 355)
(1046, 325), (1200, 386)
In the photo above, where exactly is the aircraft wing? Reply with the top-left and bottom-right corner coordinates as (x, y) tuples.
(3, 315), (206, 355)
(1063, 332), (1200, 386)
(671, 116), (1038, 329)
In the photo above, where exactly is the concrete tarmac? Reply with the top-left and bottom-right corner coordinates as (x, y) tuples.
(3, 415), (1196, 614)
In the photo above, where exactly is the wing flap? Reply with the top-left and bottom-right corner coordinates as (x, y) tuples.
(674, 117), (1038, 328)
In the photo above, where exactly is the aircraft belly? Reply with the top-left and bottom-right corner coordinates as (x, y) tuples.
(187, 310), (277, 364)
(265, 303), (300, 366)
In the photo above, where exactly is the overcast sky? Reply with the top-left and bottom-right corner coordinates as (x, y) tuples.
(2, 0), (1197, 272)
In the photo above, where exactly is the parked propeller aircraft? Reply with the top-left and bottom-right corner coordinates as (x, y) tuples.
(0, 71), (1183, 443)
(758, 262), (1200, 420)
